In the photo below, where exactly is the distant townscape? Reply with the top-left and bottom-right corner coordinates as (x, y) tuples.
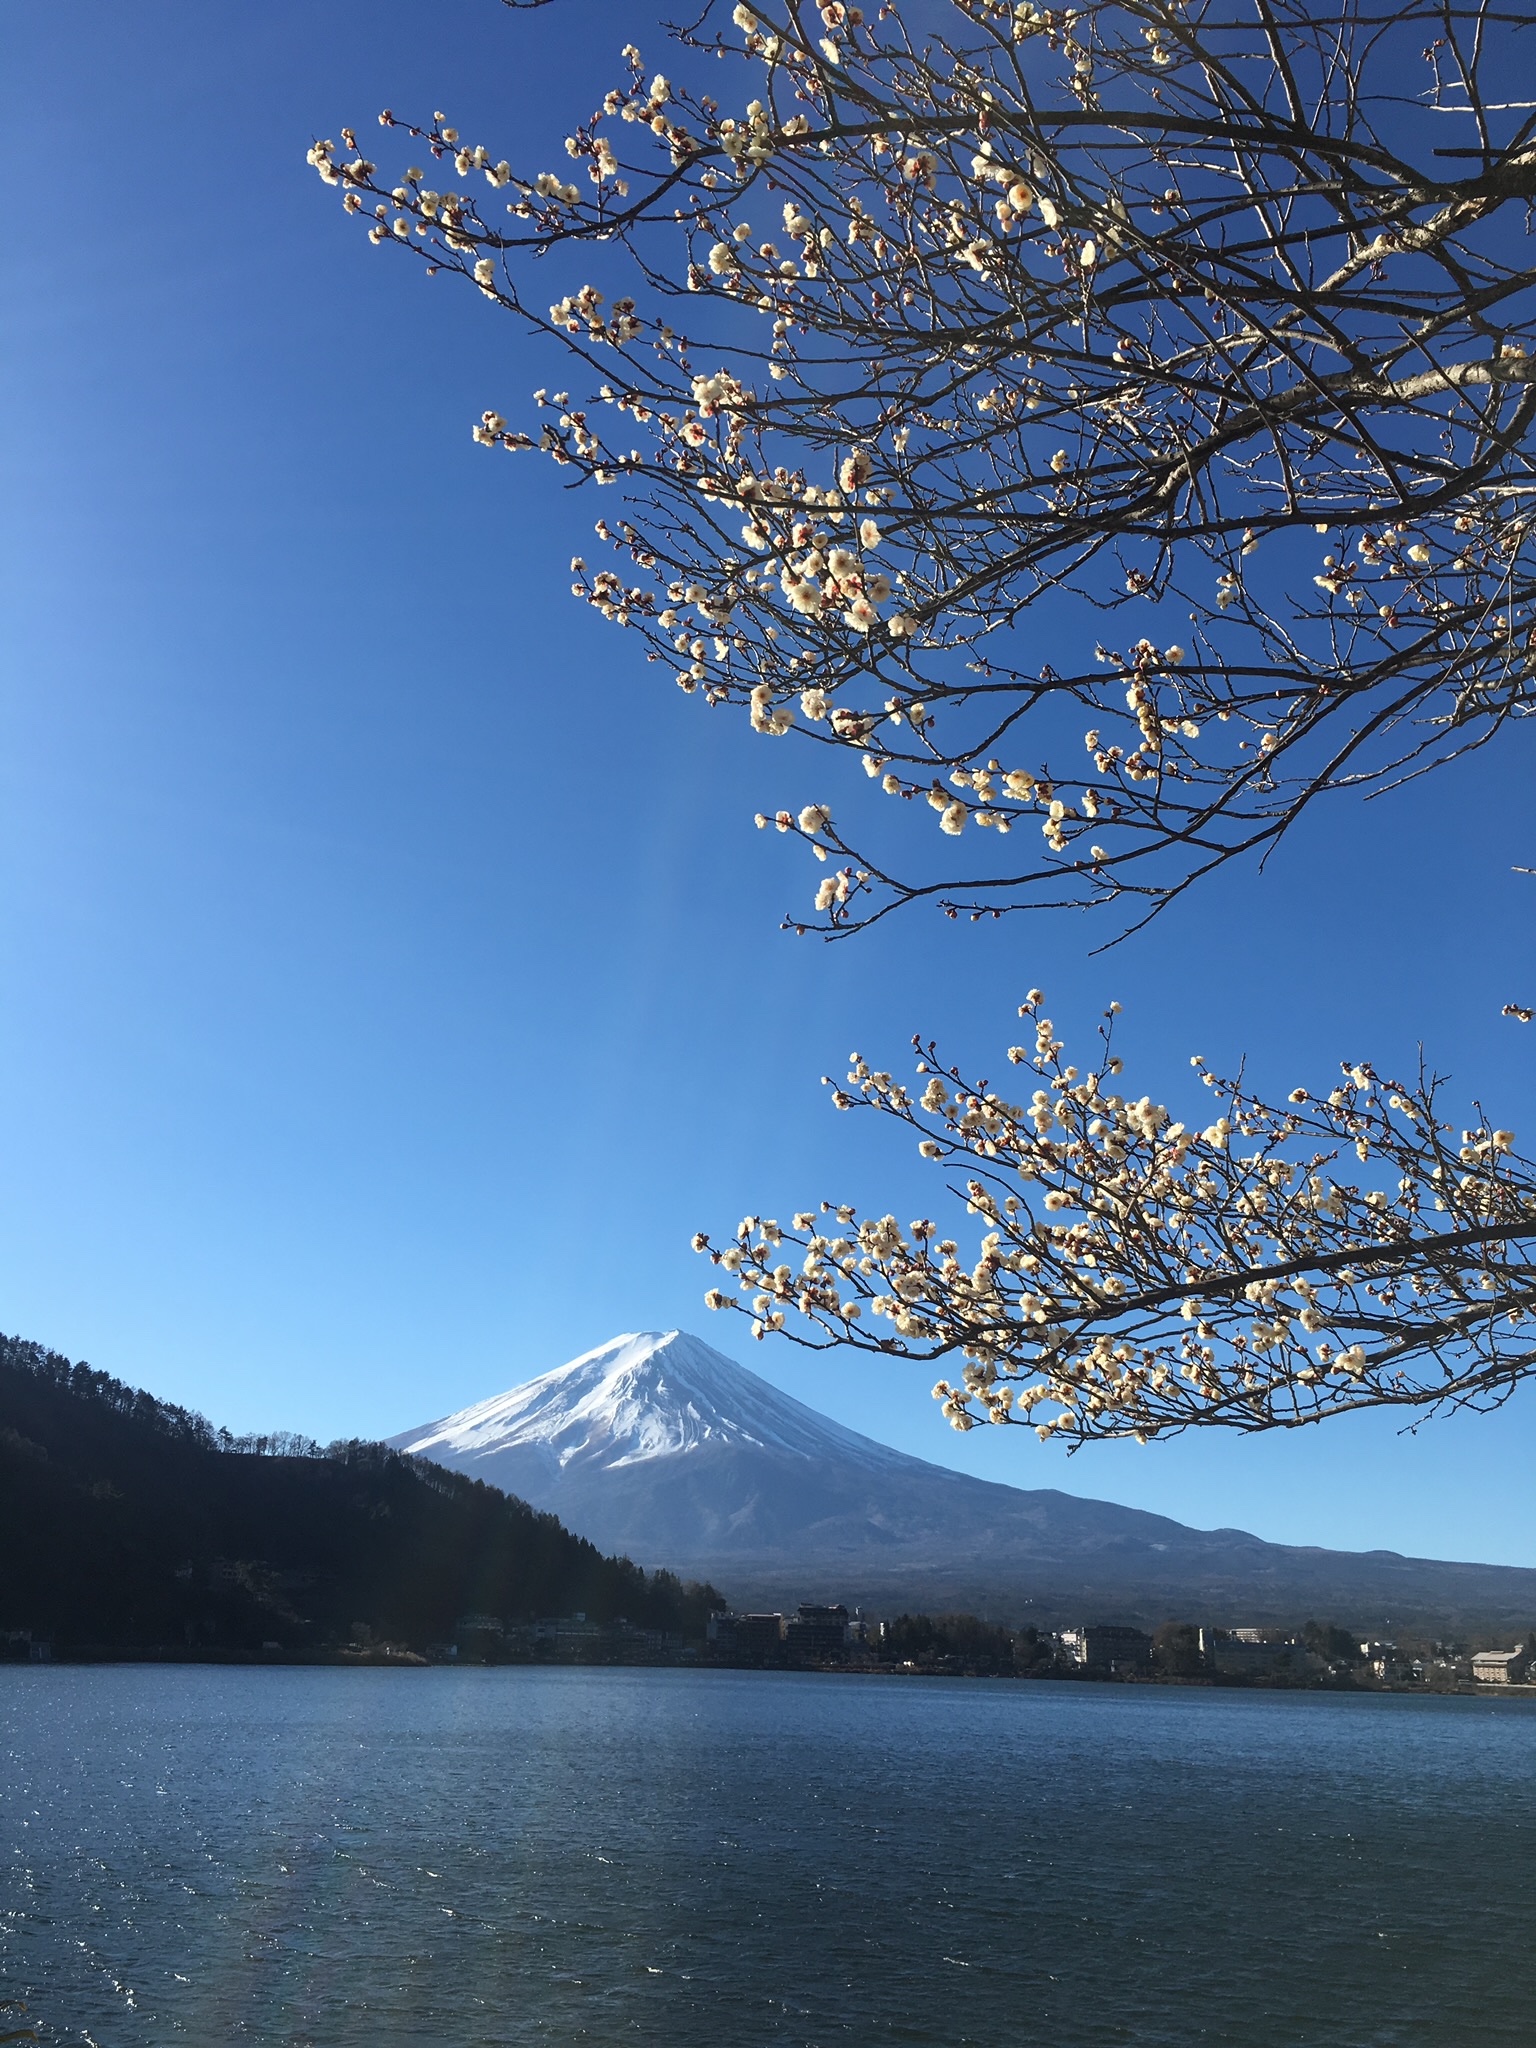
(709, 1606), (1535, 1689)
(7, 1592), (1531, 1694)
(363, 1602), (1535, 1692)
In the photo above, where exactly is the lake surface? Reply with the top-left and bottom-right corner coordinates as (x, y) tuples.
(1, 1667), (1533, 2045)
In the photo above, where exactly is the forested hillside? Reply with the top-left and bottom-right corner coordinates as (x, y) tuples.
(0, 1335), (723, 1655)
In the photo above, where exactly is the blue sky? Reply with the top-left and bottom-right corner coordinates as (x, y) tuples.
(3, 0), (1534, 1570)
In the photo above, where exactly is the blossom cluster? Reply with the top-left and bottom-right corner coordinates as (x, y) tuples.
(309, 0), (1536, 935)
(693, 994), (1536, 1443)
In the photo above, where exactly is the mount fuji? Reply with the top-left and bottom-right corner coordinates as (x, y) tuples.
(388, 1330), (1536, 1630)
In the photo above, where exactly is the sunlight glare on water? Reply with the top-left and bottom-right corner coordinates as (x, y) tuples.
(1, 1666), (1533, 2046)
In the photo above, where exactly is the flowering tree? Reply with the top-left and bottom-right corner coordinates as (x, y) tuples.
(310, 0), (1535, 1438)
(312, 0), (1536, 933)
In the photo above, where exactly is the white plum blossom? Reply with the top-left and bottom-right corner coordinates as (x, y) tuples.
(693, 996), (1536, 1444)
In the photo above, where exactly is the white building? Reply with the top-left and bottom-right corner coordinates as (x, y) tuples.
(1471, 1646), (1527, 1684)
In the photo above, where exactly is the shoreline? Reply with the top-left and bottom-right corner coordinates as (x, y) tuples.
(7, 1648), (1535, 1697)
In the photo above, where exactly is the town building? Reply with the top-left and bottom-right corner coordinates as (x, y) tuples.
(454, 1612), (505, 1639)
(0, 1632), (49, 1663)
(1472, 1646), (1528, 1684)
(708, 1611), (786, 1657)
(1197, 1630), (1321, 1677)
(1060, 1625), (1152, 1674)
(783, 1604), (850, 1658)
(1201, 1629), (1283, 1676)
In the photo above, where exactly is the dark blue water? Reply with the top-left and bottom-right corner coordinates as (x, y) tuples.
(1, 1667), (1532, 2045)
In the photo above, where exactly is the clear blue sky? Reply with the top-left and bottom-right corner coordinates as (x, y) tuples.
(3, 0), (1533, 1568)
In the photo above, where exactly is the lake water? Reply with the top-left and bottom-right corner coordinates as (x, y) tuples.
(1, 1667), (1533, 2046)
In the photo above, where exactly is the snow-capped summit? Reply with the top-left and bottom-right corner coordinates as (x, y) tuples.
(392, 1329), (908, 1481)
(390, 1326), (985, 1587)
(388, 1331), (1536, 1629)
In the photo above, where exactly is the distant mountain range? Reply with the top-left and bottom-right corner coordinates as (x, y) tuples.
(391, 1330), (1536, 1632)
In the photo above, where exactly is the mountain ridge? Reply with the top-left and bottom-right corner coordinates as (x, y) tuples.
(390, 1331), (1536, 1630)
(0, 1330), (724, 1654)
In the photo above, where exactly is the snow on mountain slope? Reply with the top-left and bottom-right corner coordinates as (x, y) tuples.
(393, 1329), (912, 1478)
(387, 1331), (1536, 1631)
